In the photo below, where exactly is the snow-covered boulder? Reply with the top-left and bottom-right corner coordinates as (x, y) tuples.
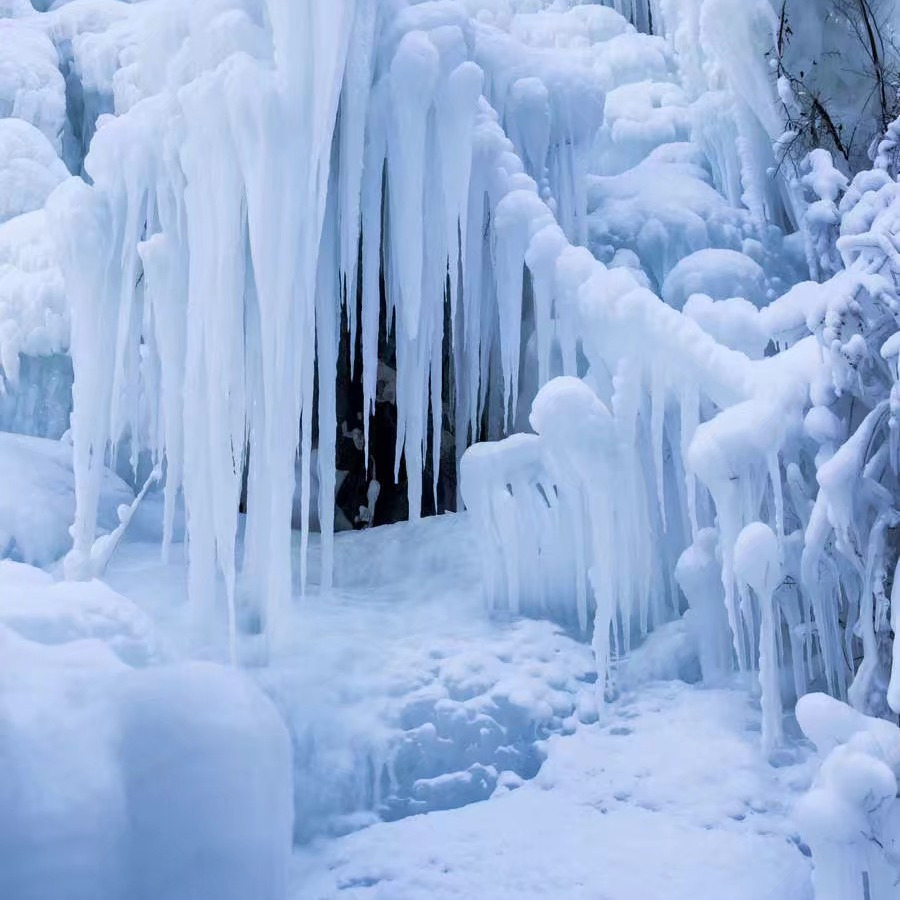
(117, 662), (293, 900)
(0, 559), (161, 665)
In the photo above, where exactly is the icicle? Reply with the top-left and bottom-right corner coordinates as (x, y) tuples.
(767, 451), (784, 539)
(138, 230), (187, 561)
(387, 31), (439, 338)
(888, 557), (900, 714)
(179, 73), (249, 660)
(316, 172), (340, 593)
(437, 62), (483, 337)
(90, 465), (162, 577)
(734, 522), (784, 756)
(649, 361), (667, 532)
(524, 224), (566, 387)
(360, 80), (387, 458)
(493, 191), (536, 429)
(338, 0), (378, 371)
(48, 179), (122, 581)
(463, 163), (489, 439)
(848, 513), (893, 713)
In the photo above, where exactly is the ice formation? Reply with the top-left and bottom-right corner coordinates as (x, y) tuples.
(796, 693), (900, 900)
(4, 1), (900, 896)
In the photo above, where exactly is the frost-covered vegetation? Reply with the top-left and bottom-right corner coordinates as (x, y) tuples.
(3, 0), (900, 898)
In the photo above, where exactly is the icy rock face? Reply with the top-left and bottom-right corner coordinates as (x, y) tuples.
(0, 9), (75, 430)
(0, 353), (72, 438)
(0, 17), (66, 146)
(0, 568), (293, 900)
(34, 0), (629, 648)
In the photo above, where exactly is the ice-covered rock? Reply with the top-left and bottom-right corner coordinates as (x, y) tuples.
(0, 208), (68, 385)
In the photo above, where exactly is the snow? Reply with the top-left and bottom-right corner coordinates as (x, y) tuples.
(0, 559), (160, 665)
(0, 467), (820, 899)
(662, 247), (769, 310)
(0, 431), (131, 566)
(87, 505), (816, 900)
(0, 561), (292, 900)
(0, 208), (68, 385)
(795, 693), (900, 900)
(0, 17), (67, 146)
(0, 118), (68, 224)
(115, 662), (294, 900)
(294, 681), (814, 900)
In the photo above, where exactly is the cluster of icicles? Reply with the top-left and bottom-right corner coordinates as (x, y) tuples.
(48, 0), (607, 658)
(48, 0), (900, 756)
(463, 130), (900, 765)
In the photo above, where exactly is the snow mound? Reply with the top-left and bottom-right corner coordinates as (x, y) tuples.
(662, 248), (769, 310)
(0, 579), (293, 900)
(0, 559), (161, 665)
(0, 118), (68, 224)
(796, 693), (900, 900)
(0, 208), (68, 383)
(0, 17), (66, 146)
(0, 431), (131, 566)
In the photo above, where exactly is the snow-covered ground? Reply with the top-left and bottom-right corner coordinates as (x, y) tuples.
(0, 436), (817, 898)
(293, 683), (816, 900)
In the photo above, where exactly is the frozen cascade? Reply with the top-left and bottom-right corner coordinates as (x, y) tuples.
(34, 0), (624, 648)
(5, 0), (900, 893)
(0, 1), (890, 691)
(5, 0), (895, 703)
